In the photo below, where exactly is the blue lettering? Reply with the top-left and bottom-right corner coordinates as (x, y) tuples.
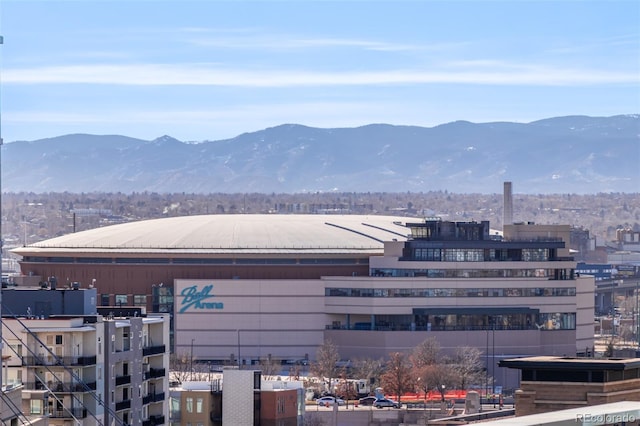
(179, 285), (224, 313)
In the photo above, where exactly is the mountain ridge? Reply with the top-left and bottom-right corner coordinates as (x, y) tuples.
(2, 115), (638, 194)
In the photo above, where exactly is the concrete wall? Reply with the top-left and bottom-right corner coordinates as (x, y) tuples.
(2, 286), (98, 317)
(514, 378), (640, 416)
(174, 279), (326, 363)
(222, 370), (257, 425)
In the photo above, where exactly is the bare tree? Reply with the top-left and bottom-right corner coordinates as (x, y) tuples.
(418, 359), (458, 401)
(259, 357), (282, 380)
(310, 339), (340, 394)
(411, 336), (440, 368)
(450, 346), (485, 390)
(170, 350), (209, 382)
(351, 357), (385, 391)
(169, 350), (193, 384)
(380, 352), (414, 403)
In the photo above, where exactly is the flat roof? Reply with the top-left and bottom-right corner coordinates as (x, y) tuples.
(479, 401), (640, 426)
(26, 326), (95, 333)
(499, 356), (640, 371)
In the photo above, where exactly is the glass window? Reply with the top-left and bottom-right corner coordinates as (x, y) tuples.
(196, 397), (203, 413)
(115, 294), (128, 305)
(30, 399), (42, 414)
(186, 397), (193, 413)
(133, 295), (147, 306)
(170, 397), (180, 415)
(101, 294), (110, 306)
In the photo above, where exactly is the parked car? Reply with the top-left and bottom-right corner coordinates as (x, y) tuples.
(316, 396), (346, 406)
(374, 398), (401, 408)
(358, 396), (377, 406)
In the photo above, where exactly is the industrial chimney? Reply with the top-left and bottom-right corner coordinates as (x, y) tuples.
(503, 181), (513, 230)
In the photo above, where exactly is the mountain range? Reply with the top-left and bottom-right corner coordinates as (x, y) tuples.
(2, 115), (638, 194)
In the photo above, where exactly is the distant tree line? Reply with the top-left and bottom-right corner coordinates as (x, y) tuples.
(2, 191), (638, 252)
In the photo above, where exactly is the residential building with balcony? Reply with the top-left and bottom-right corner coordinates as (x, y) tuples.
(1, 286), (169, 426)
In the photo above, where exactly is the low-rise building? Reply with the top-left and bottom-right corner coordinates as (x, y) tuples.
(169, 370), (304, 426)
(498, 356), (640, 416)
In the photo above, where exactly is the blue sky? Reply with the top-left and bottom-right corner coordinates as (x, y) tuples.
(1, 0), (638, 142)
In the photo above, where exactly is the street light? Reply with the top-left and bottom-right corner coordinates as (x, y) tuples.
(190, 338), (195, 380)
(440, 384), (445, 402)
(237, 329), (241, 369)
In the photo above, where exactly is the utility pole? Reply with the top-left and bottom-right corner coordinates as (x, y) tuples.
(237, 329), (241, 369)
(190, 338), (195, 380)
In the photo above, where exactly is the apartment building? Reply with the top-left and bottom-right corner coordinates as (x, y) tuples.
(1, 286), (170, 426)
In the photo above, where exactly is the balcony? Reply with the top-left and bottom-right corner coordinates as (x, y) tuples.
(142, 415), (165, 426)
(73, 355), (98, 366)
(143, 391), (165, 405)
(115, 375), (132, 386)
(22, 355), (97, 367)
(24, 381), (97, 392)
(115, 399), (132, 411)
(49, 408), (87, 418)
(144, 368), (166, 380)
(142, 345), (166, 356)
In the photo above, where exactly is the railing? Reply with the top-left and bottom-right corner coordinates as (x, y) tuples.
(24, 381), (97, 392)
(144, 368), (166, 380)
(49, 408), (87, 418)
(142, 415), (165, 426)
(22, 355), (97, 366)
(143, 345), (166, 356)
(143, 392), (165, 405)
(115, 375), (132, 386)
(326, 324), (543, 332)
(115, 399), (132, 411)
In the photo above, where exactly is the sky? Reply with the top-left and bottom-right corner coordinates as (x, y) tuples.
(0, 0), (638, 143)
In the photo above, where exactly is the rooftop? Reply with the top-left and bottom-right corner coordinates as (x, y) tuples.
(12, 214), (410, 255)
(499, 356), (640, 371)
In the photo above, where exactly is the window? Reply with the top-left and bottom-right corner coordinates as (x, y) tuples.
(55, 335), (63, 345)
(115, 294), (128, 305)
(30, 399), (42, 414)
(196, 397), (203, 413)
(133, 295), (147, 306)
(101, 294), (110, 306)
(186, 397), (193, 413)
(10, 344), (22, 358)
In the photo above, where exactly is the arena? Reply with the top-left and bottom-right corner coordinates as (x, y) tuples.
(12, 214), (594, 389)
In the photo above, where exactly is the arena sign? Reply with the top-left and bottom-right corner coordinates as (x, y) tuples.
(179, 284), (224, 313)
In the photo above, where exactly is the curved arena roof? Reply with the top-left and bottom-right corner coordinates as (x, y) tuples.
(12, 214), (412, 256)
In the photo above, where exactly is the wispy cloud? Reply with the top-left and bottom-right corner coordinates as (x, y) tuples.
(5, 62), (637, 87)
(184, 32), (421, 52)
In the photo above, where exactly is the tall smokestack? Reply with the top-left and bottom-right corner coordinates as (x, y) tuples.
(503, 181), (513, 229)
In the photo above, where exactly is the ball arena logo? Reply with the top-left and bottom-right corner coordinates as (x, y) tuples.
(179, 284), (224, 313)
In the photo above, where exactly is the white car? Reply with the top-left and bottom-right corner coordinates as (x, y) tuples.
(316, 396), (346, 406)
